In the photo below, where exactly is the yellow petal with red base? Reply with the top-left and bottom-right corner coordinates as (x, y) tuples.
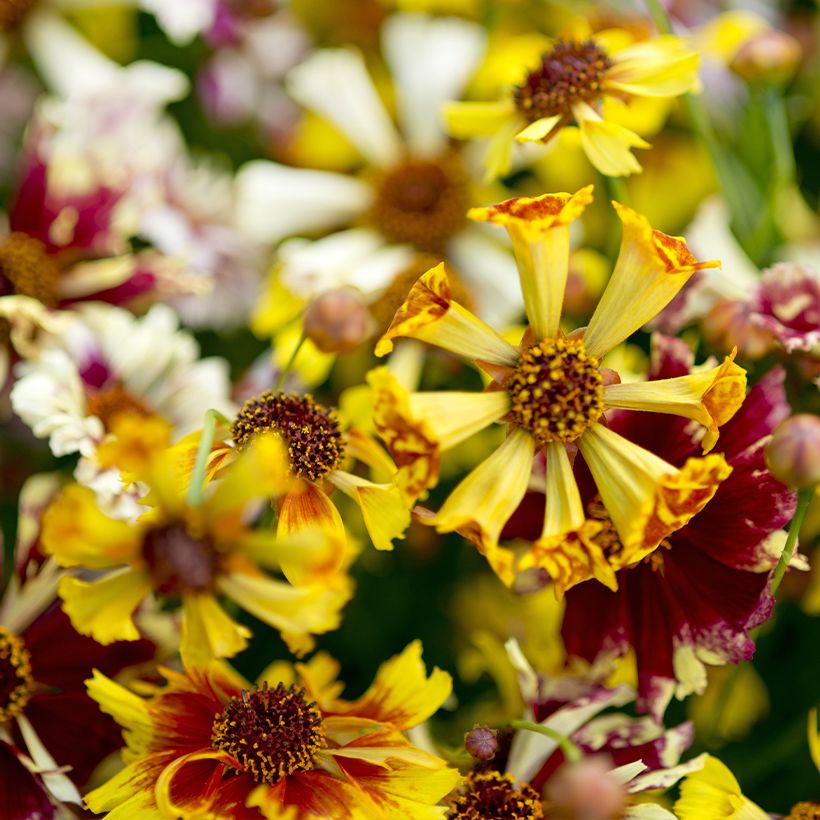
(180, 593), (251, 668)
(41, 484), (141, 569)
(59, 568), (151, 644)
(584, 203), (720, 359)
(604, 353), (747, 452)
(428, 429), (535, 564)
(327, 470), (410, 551)
(277, 480), (348, 548)
(375, 263), (519, 365)
(577, 424), (731, 566)
(328, 641), (452, 729)
(469, 187), (593, 340)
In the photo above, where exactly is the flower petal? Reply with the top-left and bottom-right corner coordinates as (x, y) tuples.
(577, 424), (731, 564)
(574, 101), (649, 177)
(442, 100), (516, 138)
(606, 37), (700, 98)
(180, 594), (251, 667)
(375, 262), (519, 364)
(604, 354), (747, 452)
(515, 114), (563, 143)
(58, 569), (151, 644)
(469, 187), (593, 339)
(584, 203), (720, 359)
(286, 47), (402, 168)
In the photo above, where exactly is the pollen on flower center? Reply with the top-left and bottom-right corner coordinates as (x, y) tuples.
(141, 523), (222, 597)
(0, 232), (60, 306)
(786, 802), (820, 820)
(514, 40), (612, 123)
(507, 337), (604, 445)
(0, 0), (37, 30)
(211, 682), (325, 785)
(447, 771), (544, 819)
(371, 153), (469, 254)
(86, 383), (154, 431)
(232, 392), (345, 481)
(0, 627), (34, 723)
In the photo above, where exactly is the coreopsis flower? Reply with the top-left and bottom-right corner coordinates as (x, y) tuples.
(84, 642), (459, 818)
(40, 432), (353, 665)
(0, 475), (155, 817)
(237, 12), (524, 340)
(674, 755), (768, 819)
(443, 27), (699, 178)
(11, 303), (233, 517)
(220, 389), (411, 551)
(560, 336), (797, 719)
(371, 188), (741, 594)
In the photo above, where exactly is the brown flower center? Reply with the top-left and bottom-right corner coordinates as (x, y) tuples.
(507, 338), (604, 445)
(211, 683), (325, 785)
(447, 771), (544, 819)
(0, 0), (37, 30)
(371, 153), (469, 254)
(786, 802), (820, 820)
(141, 523), (222, 597)
(514, 40), (612, 123)
(232, 392), (345, 482)
(587, 498), (672, 570)
(86, 383), (154, 431)
(0, 627), (34, 723)
(0, 233), (60, 305)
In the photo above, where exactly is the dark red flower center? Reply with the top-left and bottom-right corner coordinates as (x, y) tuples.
(141, 523), (222, 598)
(211, 682), (325, 784)
(371, 153), (469, 254)
(447, 770), (544, 818)
(507, 338), (604, 445)
(0, 0), (37, 30)
(0, 232), (60, 305)
(514, 40), (612, 123)
(232, 392), (345, 481)
(0, 627), (34, 723)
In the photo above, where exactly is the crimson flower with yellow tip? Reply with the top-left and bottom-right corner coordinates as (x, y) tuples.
(371, 187), (745, 596)
(40, 432), (353, 666)
(83, 642), (460, 819)
(444, 29), (699, 178)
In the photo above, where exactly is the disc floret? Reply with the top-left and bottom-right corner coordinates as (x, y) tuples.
(447, 771), (544, 819)
(0, 627), (34, 723)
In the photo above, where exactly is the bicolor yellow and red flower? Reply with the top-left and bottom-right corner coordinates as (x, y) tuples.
(444, 27), (699, 178)
(371, 188), (742, 595)
(84, 642), (459, 819)
(40, 432), (353, 666)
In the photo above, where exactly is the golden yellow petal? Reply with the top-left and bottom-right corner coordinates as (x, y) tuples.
(442, 99), (517, 138)
(41, 484), (141, 569)
(577, 424), (731, 566)
(375, 263), (518, 365)
(59, 569), (151, 644)
(429, 429), (535, 560)
(469, 187), (593, 339)
(674, 756), (768, 820)
(180, 593), (251, 667)
(515, 114), (563, 143)
(277, 480), (348, 546)
(604, 353), (747, 452)
(605, 36), (700, 97)
(583, 203), (720, 359)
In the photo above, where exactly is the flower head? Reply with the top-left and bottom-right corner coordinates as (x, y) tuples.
(84, 642), (459, 818)
(372, 189), (737, 595)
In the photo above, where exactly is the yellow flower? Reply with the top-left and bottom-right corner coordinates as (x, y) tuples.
(674, 755), (768, 820)
(84, 642), (459, 819)
(41, 434), (353, 665)
(371, 188), (742, 596)
(444, 30), (699, 178)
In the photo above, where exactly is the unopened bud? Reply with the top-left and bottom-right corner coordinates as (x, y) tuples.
(766, 414), (820, 489)
(702, 299), (775, 360)
(731, 30), (802, 86)
(303, 289), (370, 353)
(464, 725), (499, 761)
(545, 755), (627, 820)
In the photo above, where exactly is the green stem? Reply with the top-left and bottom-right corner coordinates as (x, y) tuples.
(508, 719), (583, 763)
(771, 488), (814, 595)
(274, 333), (306, 392)
(186, 409), (231, 507)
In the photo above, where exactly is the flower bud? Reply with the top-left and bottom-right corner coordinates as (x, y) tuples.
(731, 30), (802, 86)
(545, 755), (627, 820)
(464, 725), (499, 761)
(303, 289), (370, 353)
(766, 414), (820, 489)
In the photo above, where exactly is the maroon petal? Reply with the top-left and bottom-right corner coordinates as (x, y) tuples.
(0, 740), (56, 820)
(648, 334), (695, 379)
